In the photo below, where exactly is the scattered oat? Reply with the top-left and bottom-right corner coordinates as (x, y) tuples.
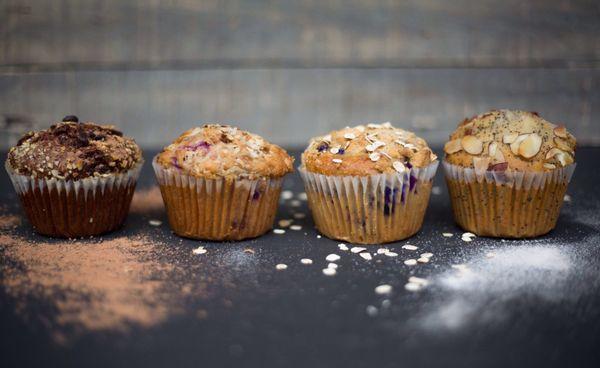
(461, 232), (476, 242)
(369, 152), (381, 162)
(431, 186), (442, 195)
(377, 248), (388, 254)
(322, 268), (336, 276)
(289, 225), (302, 231)
(404, 259), (417, 266)
(317, 235), (322, 239)
(392, 161), (406, 173)
(326, 254), (341, 262)
(420, 252), (433, 258)
(402, 244), (418, 251)
(278, 219), (293, 228)
(351, 247), (367, 253)
(338, 243), (349, 251)
(366, 305), (378, 317)
(192, 246), (207, 255)
(417, 257), (430, 263)
(300, 258), (313, 265)
(374, 284), (393, 295)
(344, 132), (356, 140)
(290, 200), (302, 207)
(273, 229), (286, 234)
(293, 212), (306, 219)
(275, 264), (288, 270)
(563, 194), (572, 203)
(297, 192), (308, 201)
(327, 263), (338, 269)
(148, 219), (162, 226)
(281, 190), (294, 200)
(405, 282), (423, 292)
(442, 232), (454, 237)
(385, 252), (398, 257)
(359, 253), (372, 261)
(408, 276), (429, 286)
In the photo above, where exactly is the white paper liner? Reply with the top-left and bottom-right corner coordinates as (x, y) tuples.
(152, 157), (284, 240)
(5, 160), (143, 199)
(299, 160), (439, 243)
(442, 160), (576, 190)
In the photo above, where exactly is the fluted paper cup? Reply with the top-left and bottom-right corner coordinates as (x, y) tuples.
(153, 157), (283, 241)
(443, 161), (576, 238)
(5, 160), (143, 238)
(299, 161), (439, 244)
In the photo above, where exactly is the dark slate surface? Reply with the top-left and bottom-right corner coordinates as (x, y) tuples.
(1, 148), (599, 368)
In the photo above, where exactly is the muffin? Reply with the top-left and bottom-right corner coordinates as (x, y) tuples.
(5, 116), (143, 237)
(443, 109), (576, 238)
(300, 122), (439, 244)
(153, 124), (293, 241)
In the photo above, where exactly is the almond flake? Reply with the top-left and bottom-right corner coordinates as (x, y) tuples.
(553, 125), (567, 138)
(503, 133), (518, 144)
(518, 133), (542, 158)
(392, 161), (406, 173)
(543, 163), (556, 170)
(444, 139), (463, 154)
(510, 134), (528, 155)
(545, 147), (563, 160)
(473, 156), (491, 172)
(554, 137), (571, 152)
(487, 142), (498, 157)
(461, 135), (483, 155)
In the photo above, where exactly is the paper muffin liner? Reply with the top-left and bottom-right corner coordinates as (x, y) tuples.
(299, 161), (439, 244)
(152, 157), (284, 241)
(5, 160), (143, 238)
(442, 161), (576, 238)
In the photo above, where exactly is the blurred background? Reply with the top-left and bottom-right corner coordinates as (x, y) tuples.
(1, 0), (598, 149)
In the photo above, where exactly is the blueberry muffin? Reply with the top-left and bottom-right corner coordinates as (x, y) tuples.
(153, 124), (293, 240)
(443, 109), (576, 238)
(5, 115), (143, 237)
(300, 122), (439, 244)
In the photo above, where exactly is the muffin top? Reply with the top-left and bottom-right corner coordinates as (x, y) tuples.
(7, 116), (142, 180)
(301, 122), (437, 176)
(444, 110), (576, 172)
(155, 124), (294, 179)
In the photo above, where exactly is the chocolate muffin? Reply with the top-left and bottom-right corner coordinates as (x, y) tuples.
(153, 123), (293, 241)
(300, 122), (439, 244)
(5, 116), (143, 237)
(443, 109), (576, 238)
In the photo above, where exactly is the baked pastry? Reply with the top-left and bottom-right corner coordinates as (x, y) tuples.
(5, 116), (143, 237)
(153, 124), (293, 240)
(300, 122), (439, 244)
(443, 109), (576, 237)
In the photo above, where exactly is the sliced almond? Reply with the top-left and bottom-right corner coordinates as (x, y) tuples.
(554, 125), (567, 138)
(461, 135), (483, 155)
(510, 134), (528, 155)
(473, 156), (491, 172)
(503, 133), (518, 144)
(518, 133), (542, 158)
(430, 152), (438, 161)
(488, 142), (497, 157)
(322, 134), (332, 142)
(545, 148), (563, 160)
(543, 163), (556, 170)
(444, 139), (463, 154)
(557, 151), (574, 166)
(494, 147), (506, 163)
(554, 137), (571, 152)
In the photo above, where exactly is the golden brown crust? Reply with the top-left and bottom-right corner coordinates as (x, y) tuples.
(301, 122), (437, 176)
(444, 110), (576, 172)
(7, 121), (142, 180)
(156, 124), (294, 179)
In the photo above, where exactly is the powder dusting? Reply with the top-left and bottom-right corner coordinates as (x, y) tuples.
(130, 186), (164, 214)
(0, 233), (189, 343)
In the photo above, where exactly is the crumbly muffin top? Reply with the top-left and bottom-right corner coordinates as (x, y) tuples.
(7, 116), (142, 180)
(155, 124), (294, 179)
(301, 122), (437, 176)
(444, 110), (576, 172)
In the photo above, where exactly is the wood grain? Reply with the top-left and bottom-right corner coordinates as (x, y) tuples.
(2, 0), (599, 69)
(1, 68), (597, 147)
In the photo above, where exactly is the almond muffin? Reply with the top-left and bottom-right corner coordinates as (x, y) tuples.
(5, 115), (143, 237)
(153, 124), (293, 241)
(300, 122), (439, 244)
(443, 109), (576, 238)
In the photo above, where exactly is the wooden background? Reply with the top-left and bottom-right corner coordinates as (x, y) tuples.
(1, 0), (599, 148)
